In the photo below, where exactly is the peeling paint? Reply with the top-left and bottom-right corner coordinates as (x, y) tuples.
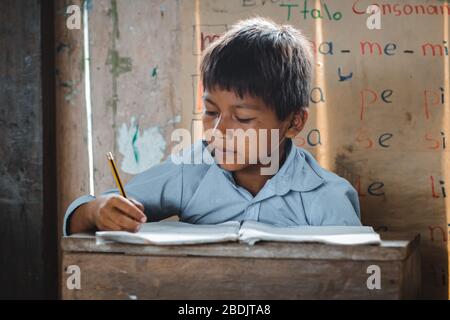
(84, 0), (93, 11)
(105, 0), (132, 152)
(56, 42), (69, 53)
(167, 114), (181, 125)
(151, 66), (157, 78)
(60, 80), (78, 103)
(108, 0), (120, 40)
(118, 117), (166, 174)
(106, 49), (132, 76)
(131, 122), (140, 163)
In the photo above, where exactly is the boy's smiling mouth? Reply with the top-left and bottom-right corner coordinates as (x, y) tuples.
(212, 144), (240, 159)
(214, 148), (238, 159)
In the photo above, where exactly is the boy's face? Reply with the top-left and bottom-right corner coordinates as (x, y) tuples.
(202, 88), (307, 172)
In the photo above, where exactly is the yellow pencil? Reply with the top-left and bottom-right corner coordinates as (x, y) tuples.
(106, 152), (127, 198)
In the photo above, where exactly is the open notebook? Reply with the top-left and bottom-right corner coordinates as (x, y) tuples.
(95, 220), (381, 246)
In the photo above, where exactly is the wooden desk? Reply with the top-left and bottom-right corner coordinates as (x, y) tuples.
(61, 232), (421, 299)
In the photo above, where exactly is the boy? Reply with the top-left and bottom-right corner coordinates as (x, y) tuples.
(64, 17), (361, 236)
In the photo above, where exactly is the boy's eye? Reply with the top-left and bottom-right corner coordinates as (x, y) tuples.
(236, 117), (255, 124)
(204, 110), (219, 117)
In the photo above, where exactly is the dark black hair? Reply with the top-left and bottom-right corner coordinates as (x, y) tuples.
(200, 17), (313, 121)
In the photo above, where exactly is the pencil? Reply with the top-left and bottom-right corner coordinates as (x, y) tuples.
(106, 152), (127, 198)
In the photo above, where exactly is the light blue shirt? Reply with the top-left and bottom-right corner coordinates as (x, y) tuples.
(63, 139), (361, 236)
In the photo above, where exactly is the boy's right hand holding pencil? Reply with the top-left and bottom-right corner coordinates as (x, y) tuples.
(68, 153), (147, 235)
(68, 194), (146, 234)
(94, 194), (146, 233)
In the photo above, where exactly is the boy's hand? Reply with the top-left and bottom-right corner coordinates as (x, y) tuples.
(93, 195), (147, 233)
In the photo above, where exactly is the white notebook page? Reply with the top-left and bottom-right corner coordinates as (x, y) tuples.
(239, 220), (381, 245)
(96, 221), (241, 245)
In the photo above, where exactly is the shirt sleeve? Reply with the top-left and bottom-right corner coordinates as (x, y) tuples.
(309, 179), (362, 226)
(62, 157), (183, 236)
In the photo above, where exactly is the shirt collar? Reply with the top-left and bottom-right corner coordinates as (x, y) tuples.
(272, 139), (325, 195)
(203, 139), (325, 196)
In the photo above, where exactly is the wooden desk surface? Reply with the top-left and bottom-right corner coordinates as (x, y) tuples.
(61, 232), (421, 300)
(62, 232), (419, 261)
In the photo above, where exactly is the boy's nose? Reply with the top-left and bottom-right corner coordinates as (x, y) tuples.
(211, 114), (238, 140)
(212, 113), (227, 136)
(215, 118), (234, 140)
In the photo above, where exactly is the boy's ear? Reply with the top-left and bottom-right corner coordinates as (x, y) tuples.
(285, 109), (308, 138)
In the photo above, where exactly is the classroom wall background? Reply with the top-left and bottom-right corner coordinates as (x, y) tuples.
(56, 0), (450, 299)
